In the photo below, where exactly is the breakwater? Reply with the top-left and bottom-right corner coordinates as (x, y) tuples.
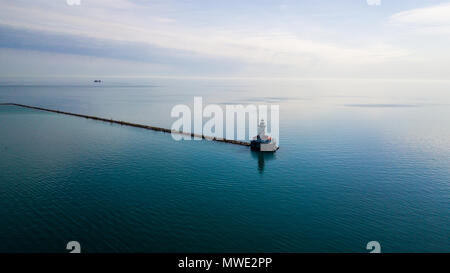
(0, 103), (250, 147)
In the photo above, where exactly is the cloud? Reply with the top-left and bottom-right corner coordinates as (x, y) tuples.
(0, 48), (172, 77)
(0, 0), (410, 69)
(390, 3), (450, 34)
(3, 0), (450, 79)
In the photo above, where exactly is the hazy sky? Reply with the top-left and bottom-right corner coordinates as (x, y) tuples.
(1, 0), (450, 79)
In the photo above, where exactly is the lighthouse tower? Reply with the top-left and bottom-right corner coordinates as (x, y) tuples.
(257, 119), (267, 139)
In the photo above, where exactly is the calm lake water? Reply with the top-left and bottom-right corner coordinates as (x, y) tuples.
(0, 78), (449, 252)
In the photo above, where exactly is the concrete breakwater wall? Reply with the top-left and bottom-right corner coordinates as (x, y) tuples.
(0, 103), (251, 147)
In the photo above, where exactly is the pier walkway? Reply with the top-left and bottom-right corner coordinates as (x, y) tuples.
(0, 103), (250, 147)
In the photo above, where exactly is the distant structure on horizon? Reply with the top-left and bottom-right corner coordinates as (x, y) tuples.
(94, 80), (102, 83)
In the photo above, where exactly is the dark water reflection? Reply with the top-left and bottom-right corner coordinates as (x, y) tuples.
(251, 151), (276, 173)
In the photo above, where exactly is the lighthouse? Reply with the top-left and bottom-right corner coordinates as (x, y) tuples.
(250, 119), (279, 152)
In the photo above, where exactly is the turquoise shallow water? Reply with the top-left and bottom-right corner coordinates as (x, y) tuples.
(0, 79), (449, 252)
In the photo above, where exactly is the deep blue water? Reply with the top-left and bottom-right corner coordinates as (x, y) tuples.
(0, 78), (449, 252)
